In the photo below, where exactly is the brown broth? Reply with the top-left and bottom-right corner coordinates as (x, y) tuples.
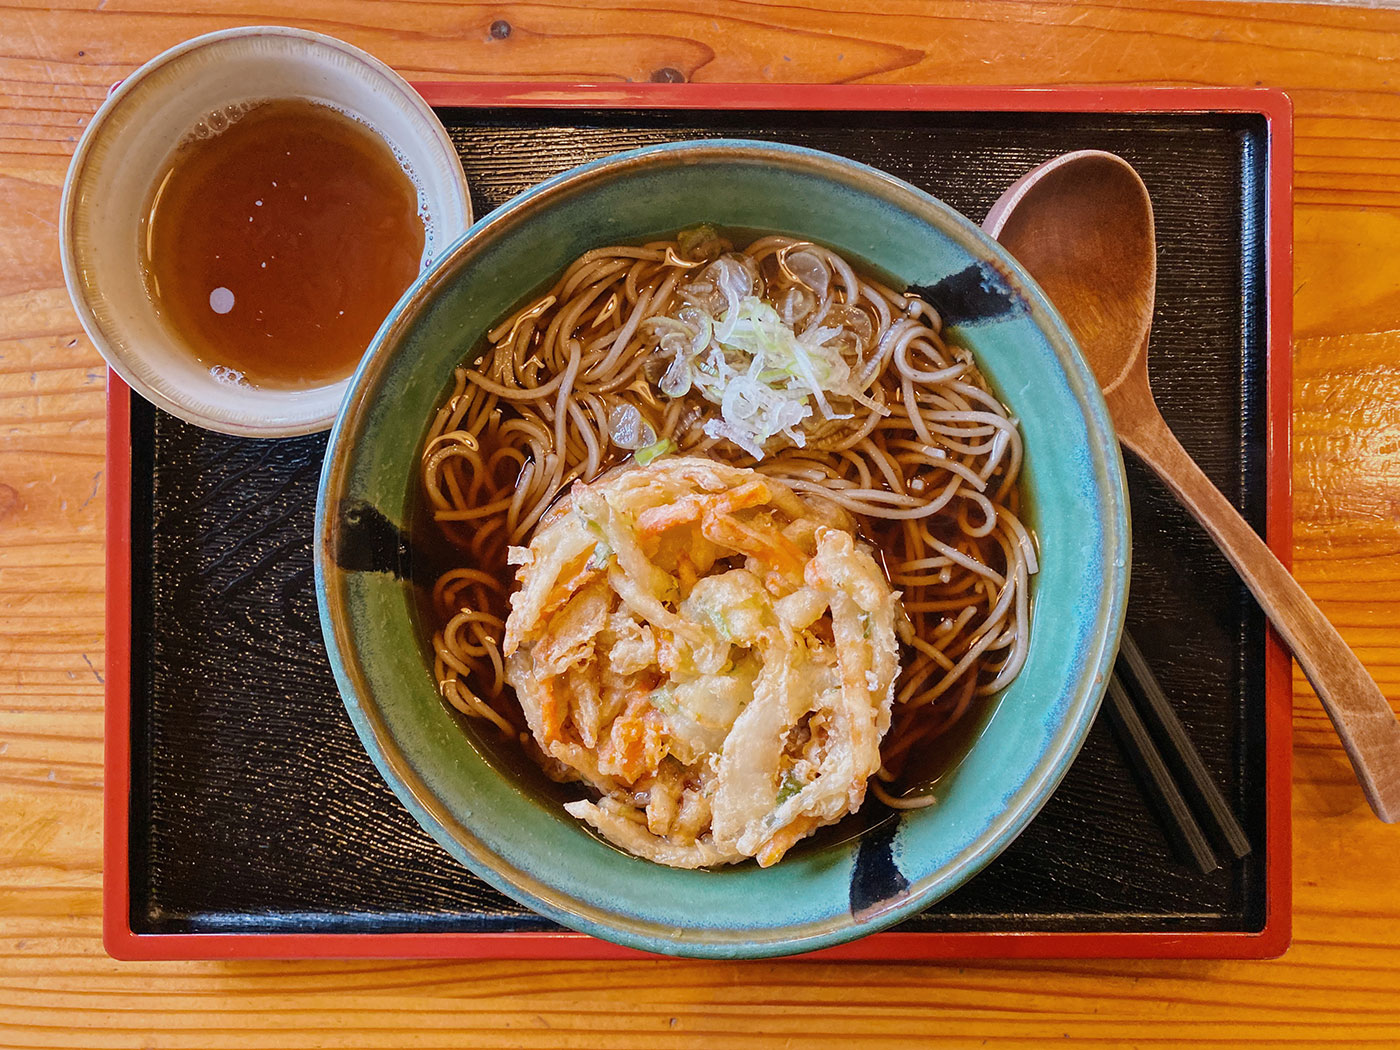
(141, 98), (426, 389)
(415, 228), (1032, 824)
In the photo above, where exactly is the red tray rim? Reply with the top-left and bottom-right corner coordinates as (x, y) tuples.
(103, 81), (1294, 963)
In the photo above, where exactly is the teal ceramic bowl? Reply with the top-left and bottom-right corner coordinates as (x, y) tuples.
(315, 140), (1129, 958)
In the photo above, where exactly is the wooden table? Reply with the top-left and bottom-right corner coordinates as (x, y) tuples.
(3, 2), (1398, 1045)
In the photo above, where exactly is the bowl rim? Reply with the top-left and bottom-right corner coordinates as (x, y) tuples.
(59, 24), (472, 438)
(316, 137), (1130, 957)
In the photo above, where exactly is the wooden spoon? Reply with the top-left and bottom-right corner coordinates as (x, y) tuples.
(984, 149), (1400, 822)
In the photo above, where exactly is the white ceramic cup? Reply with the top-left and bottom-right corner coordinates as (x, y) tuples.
(61, 26), (473, 437)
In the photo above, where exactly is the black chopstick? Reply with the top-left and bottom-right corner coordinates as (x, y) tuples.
(1115, 632), (1252, 861)
(1104, 670), (1219, 874)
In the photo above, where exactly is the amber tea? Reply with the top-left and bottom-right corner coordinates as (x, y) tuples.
(140, 98), (426, 389)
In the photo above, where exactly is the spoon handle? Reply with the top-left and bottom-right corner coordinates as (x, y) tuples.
(1126, 414), (1400, 822)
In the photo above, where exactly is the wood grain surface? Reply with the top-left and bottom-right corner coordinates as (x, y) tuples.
(2, 1), (1398, 1047)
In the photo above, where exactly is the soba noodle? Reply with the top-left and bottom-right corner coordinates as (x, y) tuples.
(422, 229), (1036, 809)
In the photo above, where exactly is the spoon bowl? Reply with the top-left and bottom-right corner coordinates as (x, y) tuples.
(984, 150), (1156, 406)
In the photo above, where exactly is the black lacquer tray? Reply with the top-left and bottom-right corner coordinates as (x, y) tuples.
(104, 85), (1291, 960)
